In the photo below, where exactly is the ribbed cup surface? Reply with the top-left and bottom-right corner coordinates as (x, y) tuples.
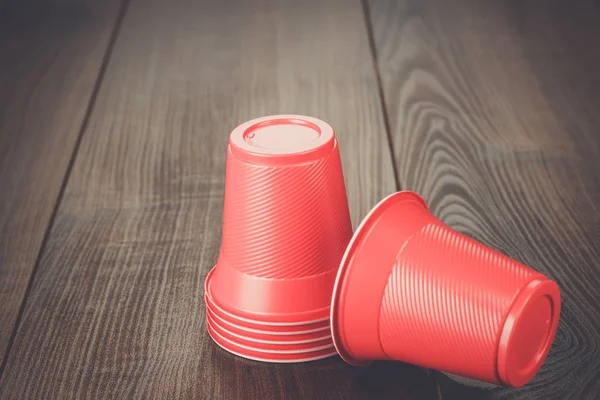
(219, 141), (352, 279)
(379, 221), (542, 382)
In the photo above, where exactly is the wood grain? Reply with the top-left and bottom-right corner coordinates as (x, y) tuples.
(369, 0), (600, 398)
(0, 0), (438, 398)
(0, 0), (123, 366)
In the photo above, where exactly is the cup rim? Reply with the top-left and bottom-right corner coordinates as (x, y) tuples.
(330, 191), (428, 365)
(207, 319), (338, 363)
(207, 317), (336, 355)
(205, 296), (331, 336)
(206, 307), (332, 345)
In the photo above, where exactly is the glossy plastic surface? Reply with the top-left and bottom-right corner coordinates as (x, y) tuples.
(206, 267), (331, 325)
(209, 265), (334, 323)
(331, 191), (561, 387)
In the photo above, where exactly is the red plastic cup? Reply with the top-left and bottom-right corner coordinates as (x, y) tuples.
(207, 318), (337, 363)
(331, 191), (561, 387)
(207, 115), (352, 324)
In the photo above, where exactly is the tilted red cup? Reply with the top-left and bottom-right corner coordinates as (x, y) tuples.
(331, 191), (561, 387)
(207, 115), (353, 325)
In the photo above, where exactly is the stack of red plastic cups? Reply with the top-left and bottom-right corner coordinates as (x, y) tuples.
(205, 115), (352, 362)
(206, 115), (561, 387)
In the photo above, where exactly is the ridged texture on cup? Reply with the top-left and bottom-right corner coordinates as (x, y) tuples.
(218, 143), (351, 279)
(378, 221), (544, 382)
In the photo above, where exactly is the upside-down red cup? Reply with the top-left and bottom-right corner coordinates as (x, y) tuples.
(331, 191), (561, 387)
(207, 115), (353, 325)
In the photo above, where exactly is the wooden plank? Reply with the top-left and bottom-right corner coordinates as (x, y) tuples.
(0, 0), (438, 398)
(369, 0), (600, 398)
(0, 0), (124, 366)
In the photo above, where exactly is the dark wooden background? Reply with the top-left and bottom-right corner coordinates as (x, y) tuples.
(1, 0), (599, 398)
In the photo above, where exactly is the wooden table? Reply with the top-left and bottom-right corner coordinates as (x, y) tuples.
(1, 0), (599, 398)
